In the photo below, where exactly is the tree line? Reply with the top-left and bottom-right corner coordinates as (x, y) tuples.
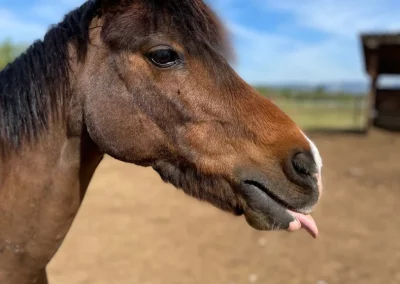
(0, 39), (26, 70)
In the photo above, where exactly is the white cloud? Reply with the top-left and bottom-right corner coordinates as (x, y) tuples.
(31, 0), (86, 22)
(261, 0), (400, 38)
(227, 22), (366, 84)
(31, 4), (65, 22)
(0, 1), (86, 43)
(31, 4), (62, 23)
(216, 0), (400, 84)
(0, 9), (46, 43)
(60, 0), (86, 6)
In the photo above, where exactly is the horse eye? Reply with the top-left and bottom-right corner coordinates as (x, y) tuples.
(146, 47), (181, 68)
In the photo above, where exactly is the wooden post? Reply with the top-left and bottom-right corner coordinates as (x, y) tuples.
(367, 75), (378, 129)
(365, 52), (379, 133)
(353, 96), (360, 128)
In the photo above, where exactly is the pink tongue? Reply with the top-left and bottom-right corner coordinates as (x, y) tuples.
(288, 211), (319, 238)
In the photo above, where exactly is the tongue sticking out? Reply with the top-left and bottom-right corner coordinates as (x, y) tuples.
(287, 210), (319, 238)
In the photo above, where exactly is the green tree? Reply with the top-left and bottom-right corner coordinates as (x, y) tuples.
(314, 84), (326, 97)
(0, 39), (26, 70)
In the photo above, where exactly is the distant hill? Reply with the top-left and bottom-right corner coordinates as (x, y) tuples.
(260, 81), (369, 95)
(323, 82), (369, 94)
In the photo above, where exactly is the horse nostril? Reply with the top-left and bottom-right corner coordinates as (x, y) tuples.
(286, 151), (318, 190)
(292, 152), (316, 176)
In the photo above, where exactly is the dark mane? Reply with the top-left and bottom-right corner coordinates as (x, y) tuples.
(0, 0), (99, 151)
(0, 0), (230, 153)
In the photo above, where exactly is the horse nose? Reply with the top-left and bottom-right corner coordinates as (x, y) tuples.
(285, 151), (320, 193)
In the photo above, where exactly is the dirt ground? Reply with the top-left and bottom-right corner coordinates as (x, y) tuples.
(47, 130), (400, 284)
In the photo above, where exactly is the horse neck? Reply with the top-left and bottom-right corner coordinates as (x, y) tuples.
(0, 55), (103, 196)
(0, 114), (101, 190)
(0, 97), (103, 280)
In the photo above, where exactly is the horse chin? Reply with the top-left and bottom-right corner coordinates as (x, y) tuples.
(240, 183), (296, 231)
(239, 183), (319, 238)
(152, 161), (317, 237)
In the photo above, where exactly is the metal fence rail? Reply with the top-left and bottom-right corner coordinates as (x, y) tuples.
(270, 96), (369, 131)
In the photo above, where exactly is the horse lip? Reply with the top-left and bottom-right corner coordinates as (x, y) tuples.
(242, 180), (299, 212)
(239, 180), (319, 237)
(239, 181), (296, 230)
(241, 179), (314, 216)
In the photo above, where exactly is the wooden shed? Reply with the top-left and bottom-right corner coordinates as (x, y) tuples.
(361, 33), (400, 131)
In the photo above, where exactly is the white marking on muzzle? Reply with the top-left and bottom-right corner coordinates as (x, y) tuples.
(301, 131), (322, 174)
(301, 131), (323, 195)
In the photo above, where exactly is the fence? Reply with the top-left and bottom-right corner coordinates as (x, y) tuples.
(269, 95), (369, 131)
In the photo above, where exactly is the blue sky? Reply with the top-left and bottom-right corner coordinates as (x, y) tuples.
(1, 0), (400, 85)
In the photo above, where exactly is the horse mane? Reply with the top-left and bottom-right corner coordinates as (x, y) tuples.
(0, 0), (230, 152)
(0, 1), (99, 151)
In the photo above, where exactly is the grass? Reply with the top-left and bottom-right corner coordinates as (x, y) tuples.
(270, 96), (368, 131)
(253, 86), (369, 130)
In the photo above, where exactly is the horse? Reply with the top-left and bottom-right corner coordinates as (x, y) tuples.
(0, 0), (323, 283)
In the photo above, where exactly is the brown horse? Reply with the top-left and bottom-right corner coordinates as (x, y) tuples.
(0, 0), (323, 283)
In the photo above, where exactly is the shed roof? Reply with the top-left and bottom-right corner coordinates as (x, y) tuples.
(361, 33), (400, 76)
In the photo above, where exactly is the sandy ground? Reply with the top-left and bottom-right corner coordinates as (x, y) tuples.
(47, 130), (400, 284)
